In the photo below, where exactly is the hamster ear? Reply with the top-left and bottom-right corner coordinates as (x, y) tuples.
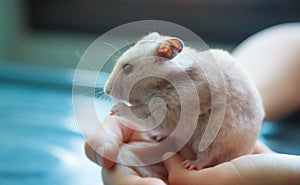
(157, 38), (184, 59)
(148, 32), (160, 37)
(143, 32), (160, 40)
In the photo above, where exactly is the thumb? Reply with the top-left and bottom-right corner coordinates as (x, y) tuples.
(85, 141), (119, 168)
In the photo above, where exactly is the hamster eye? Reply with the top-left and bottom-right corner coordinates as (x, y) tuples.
(123, 64), (132, 74)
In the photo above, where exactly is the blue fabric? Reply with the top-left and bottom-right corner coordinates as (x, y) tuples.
(0, 61), (299, 185)
(261, 118), (300, 155)
(0, 62), (103, 185)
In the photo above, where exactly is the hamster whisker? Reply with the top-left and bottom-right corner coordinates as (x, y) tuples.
(79, 88), (100, 96)
(74, 51), (95, 70)
(96, 91), (112, 100)
(125, 40), (131, 47)
(73, 87), (107, 98)
(74, 90), (96, 97)
(97, 95), (112, 103)
(103, 42), (119, 51)
(95, 88), (111, 99)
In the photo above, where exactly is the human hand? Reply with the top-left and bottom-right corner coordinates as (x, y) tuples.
(85, 115), (299, 185)
(163, 141), (300, 185)
(85, 115), (168, 185)
(233, 23), (300, 120)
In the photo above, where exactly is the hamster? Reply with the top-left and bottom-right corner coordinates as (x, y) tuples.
(104, 32), (264, 170)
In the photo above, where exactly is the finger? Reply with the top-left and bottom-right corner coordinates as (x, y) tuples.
(85, 115), (134, 168)
(163, 152), (236, 185)
(102, 165), (167, 185)
(162, 152), (244, 185)
(163, 153), (203, 185)
(225, 154), (300, 185)
(162, 152), (186, 174)
(163, 154), (300, 185)
(252, 140), (274, 154)
(85, 140), (118, 168)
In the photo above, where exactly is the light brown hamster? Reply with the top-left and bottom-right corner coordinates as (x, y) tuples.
(104, 32), (264, 171)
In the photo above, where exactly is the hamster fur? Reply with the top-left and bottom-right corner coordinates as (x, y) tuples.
(104, 32), (264, 170)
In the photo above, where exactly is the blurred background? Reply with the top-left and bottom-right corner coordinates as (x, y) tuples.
(2, 0), (300, 68)
(0, 0), (300, 185)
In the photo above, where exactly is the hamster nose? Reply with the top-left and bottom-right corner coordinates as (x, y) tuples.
(105, 85), (111, 95)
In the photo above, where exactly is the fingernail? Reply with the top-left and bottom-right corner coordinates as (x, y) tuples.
(162, 152), (175, 161)
(96, 146), (104, 165)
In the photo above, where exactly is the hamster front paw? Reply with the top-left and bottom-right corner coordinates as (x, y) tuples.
(110, 102), (128, 116)
(146, 130), (167, 142)
(182, 160), (203, 170)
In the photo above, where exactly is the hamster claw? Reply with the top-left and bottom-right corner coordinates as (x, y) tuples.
(110, 109), (119, 116)
(182, 160), (202, 170)
(147, 131), (166, 142)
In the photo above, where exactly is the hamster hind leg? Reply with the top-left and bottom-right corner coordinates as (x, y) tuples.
(181, 148), (224, 170)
